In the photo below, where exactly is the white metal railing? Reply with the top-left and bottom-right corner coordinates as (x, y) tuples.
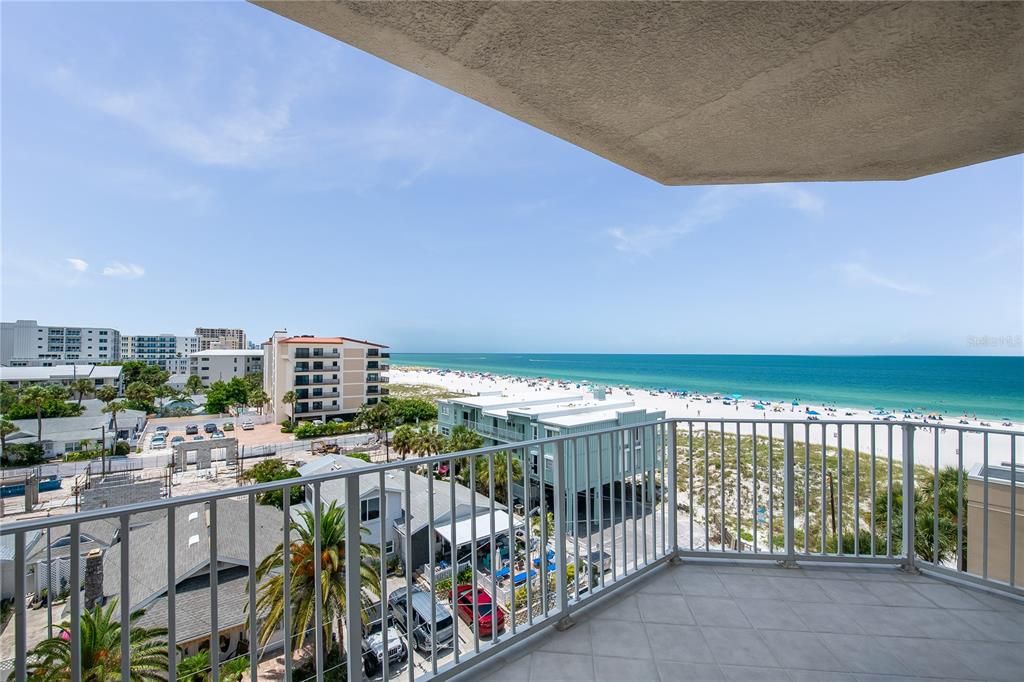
(0, 418), (1020, 681)
(461, 420), (526, 442)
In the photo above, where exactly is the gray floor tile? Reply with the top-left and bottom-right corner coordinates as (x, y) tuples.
(964, 588), (1024, 612)
(844, 605), (985, 641)
(790, 603), (866, 634)
(639, 594), (696, 625)
(815, 579), (883, 605)
(861, 580), (935, 607)
(956, 608), (1024, 642)
(818, 633), (908, 675)
(719, 664), (791, 681)
(955, 639), (1024, 682)
(592, 594), (643, 622)
(769, 576), (834, 603)
(787, 671), (858, 682)
(477, 655), (533, 682)
(908, 582), (985, 609)
(537, 620), (593, 654)
(655, 660), (724, 681)
(700, 627), (779, 667)
(873, 636), (982, 679)
(594, 655), (661, 681)
(589, 619), (653, 660)
(687, 596), (751, 628)
(638, 570), (686, 595)
(718, 574), (785, 600)
(737, 599), (808, 631)
(758, 630), (845, 671)
(529, 651), (596, 681)
(645, 624), (715, 663)
(674, 569), (732, 597)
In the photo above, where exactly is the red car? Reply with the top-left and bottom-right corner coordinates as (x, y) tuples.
(454, 585), (505, 637)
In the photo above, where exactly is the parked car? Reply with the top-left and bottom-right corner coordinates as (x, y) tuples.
(362, 618), (408, 676)
(388, 587), (454, 653)
(192, 435), (204, 441)
(154, 426), (169, 435)
(170, 436), (185, 445)
(241, 419), (255, 430)
(151, 436), (167, 448)
(203, 423), (218, 433)
(185, 424), (199, 435)
(211, 432), (225, 440)
(223, 422), (234, 432)
(454, 585), (504, 637)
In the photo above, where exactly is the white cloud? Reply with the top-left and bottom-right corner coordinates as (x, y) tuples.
(837, 262), (929, 295)
(607, 183), (825, 256)
(102, 262), (145, 279)
(65, 258), (89, 272)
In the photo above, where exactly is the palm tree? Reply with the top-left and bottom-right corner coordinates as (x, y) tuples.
(391, 424), (416, 460)
(70, 378), (94, 406)
(184, 375), (205, 396)
(18, 385), (51, 443)
(102, 400), (128, 453)
(250, 389), (270, 415)
(444, 425), (484, 454)
(413, 424), (444, 457)
(474, 451), (522, 505)
(282, 390), (297, 424)
(25, 599), (168, 681)
(1, 418), (18, 452)
(94, 384), (118, 405)
(253, 501), (381, 659)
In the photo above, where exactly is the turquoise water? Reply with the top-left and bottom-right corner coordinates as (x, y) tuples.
(391, 354), (1024, 420)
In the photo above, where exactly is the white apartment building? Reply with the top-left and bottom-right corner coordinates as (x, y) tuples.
(263, 332), (389, 422)
(189, 349), (264, 386)
(1, 320), (120, 366)
(194, 327), (247, 351)
(120, 334), (200, 373)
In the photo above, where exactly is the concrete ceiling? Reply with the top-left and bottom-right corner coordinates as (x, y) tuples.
(253, 1), (1024, 185)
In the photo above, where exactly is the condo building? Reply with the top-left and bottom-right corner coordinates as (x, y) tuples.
(1, 319), (120, 366)
(120, 334), (200, 373)
(189, 349), (264, 386)
(194, 327), (247, 351)
(262, 332), (389, 422)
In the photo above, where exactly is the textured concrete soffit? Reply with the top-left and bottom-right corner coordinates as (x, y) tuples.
(252, 1), (1024, 185)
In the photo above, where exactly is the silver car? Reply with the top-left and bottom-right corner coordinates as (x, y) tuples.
(387, 586), (454, 654)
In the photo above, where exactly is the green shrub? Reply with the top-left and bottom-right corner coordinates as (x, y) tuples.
(241, 458), (305, 509)
(293, 421), (350, 439)
(1, 443), (46, 466)
(114, 440), (130, 456)
(280, 420), (294, 433)
(349, 451), (371, 463)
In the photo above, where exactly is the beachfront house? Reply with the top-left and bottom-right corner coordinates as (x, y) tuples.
(439, 391), (666, 512)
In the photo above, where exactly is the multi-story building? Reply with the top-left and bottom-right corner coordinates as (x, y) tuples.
(967, 462), (1024, 583)
(439, 389), (665, 511)
(194, 327), (247, 351)
(263, 332), (389, 422)
(120, 334), (200, 374)
(1, 320), (120, 366)
(189, 349), (264, 386)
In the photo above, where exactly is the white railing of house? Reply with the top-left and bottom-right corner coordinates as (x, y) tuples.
(462, 420), (526, 442)
(0, 418), (1020, 682)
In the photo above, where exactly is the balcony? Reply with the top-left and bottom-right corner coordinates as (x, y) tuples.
(1, 418), (1021, 682)
(294, 349), (340, 359)
(463, 419), (527, 442)
(294, 363), (340, 373)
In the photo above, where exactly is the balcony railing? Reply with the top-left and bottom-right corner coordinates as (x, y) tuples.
(294, 364), (340, 373)
(1, 418), (1019, 682)
(463, 420), (527, 442)
(294, 349), (340, 359)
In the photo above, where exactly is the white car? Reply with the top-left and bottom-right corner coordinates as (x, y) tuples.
(241, 420), (255, 431)
(151, 436), (167, 448)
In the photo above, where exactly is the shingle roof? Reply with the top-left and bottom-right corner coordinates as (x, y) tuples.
(102, 499), (283, 610)
(135, 566), (251, 645)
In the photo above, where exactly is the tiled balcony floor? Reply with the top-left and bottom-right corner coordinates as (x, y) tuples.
(466, 562), (1024, 682)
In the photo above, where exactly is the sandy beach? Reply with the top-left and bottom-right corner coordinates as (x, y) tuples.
(393, 367), (1023, 472)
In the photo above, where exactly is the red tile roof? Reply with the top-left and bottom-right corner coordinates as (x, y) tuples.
(277, 336), (388, 348)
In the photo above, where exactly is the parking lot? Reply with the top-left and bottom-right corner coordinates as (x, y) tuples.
(139, 419), (292, 453)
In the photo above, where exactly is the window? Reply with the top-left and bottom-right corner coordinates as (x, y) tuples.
(361, 497), (380, 522)
(385, 540), (394, 554)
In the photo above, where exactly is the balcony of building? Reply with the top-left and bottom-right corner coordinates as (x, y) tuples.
(293, 349), (341, 360)
(3, 418), (1019, 681)
(294, 362), (341, 373)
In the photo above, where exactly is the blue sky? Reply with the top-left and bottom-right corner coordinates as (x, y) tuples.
(2, 2), (1022, 355)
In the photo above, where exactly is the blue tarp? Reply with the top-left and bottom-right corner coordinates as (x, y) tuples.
(513, 569), (538, 585)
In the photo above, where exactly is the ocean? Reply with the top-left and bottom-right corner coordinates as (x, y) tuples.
(390, 353), (1024, 421)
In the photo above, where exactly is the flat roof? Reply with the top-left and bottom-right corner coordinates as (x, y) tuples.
(189, 349), (263, 357)
(278, 335), (388, 348)
(450, 394), (586, 410)
(0, 364), (122, 381)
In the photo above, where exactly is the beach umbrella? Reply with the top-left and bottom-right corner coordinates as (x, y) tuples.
(791, 400), (799, 406)
(807, 410), (821, 415)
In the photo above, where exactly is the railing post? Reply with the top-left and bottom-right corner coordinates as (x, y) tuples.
(553, 439), (574, 630)
(780, 423), (798, 568)
(344, 475), (362, 682)
(668, 422), (682, 564)
(901, 425), (919, 573)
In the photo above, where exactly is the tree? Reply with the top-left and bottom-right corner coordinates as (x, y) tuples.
(18, 385), (55, 443)
(118, 361), (170, 389)
(0, 383), (18, 415)
(282, 390), (297, 424)
(124, 381), (156, 412)
(25, 599), (168, 681)
(204, 378), (250, 414)
(874, 466), (967, 567)
(95, 385), (118, 405)
(102, 400), (128, 457)
(70, 378), (94, 406)
(382, 397), (437, 424)
(444, 425), (484, 454)
(241, 458), (304, 509)
(1, 418), (18, 452)
(471, 451), (522, 505)
(249, 389), (270, 415)
(413, 424), (444, 457)
(253, 501), (381, 660)
(357, 402), (394, 439)
(391, 424), (417, 460)
(184, 374), (205, 395)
